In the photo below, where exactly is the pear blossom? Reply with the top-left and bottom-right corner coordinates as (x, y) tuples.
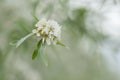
(32, 18), (62, 45)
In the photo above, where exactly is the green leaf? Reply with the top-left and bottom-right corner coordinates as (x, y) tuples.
(32, 14), (39, 22)
(38, 41), (48, 66)
(33, 15), (39, 22)
(32, 49), (38, 60)
(16, 33), (34, 48)
(56, 41), (66, 47)
(37, 39), (42, 47)
(41, 53), (48, 67)
(32, 39), (42, 60)
(9, 40), (18, 46)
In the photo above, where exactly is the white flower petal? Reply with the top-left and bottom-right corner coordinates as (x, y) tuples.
(33, 18), (61, 45)
(36, 33), (40, 36)
(32, 29), (37, 33)
(46, 38), (51, 45)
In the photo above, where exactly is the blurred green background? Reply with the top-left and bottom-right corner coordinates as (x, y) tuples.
(0, 0), (120, 80)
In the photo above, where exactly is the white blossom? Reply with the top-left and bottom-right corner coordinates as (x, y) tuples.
(32, 18), (62, 45)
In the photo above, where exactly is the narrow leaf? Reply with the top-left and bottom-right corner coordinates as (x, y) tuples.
(41, 53), (48, 67)
(32, 14), (39, 22)
(32, 40), (42, 60)
(37, 39), (42, 47)
(16, 33), (34, 48)
(9, 40), (18, 46)
(33, 15), (39, 22)
(32, 49), (38, 60)
(56, 41), (65, 47)
(38, 43), (48, 66)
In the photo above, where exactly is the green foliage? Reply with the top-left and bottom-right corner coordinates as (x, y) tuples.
(32, 39), (49, 66)
(32, 15), (39, 22)
(57, 41), (66, 47)
(32, 39), (42, 60)
(40, 50), (48, 67)
(9, 40), (18, 46)
(32, 49), (39, 60)
(16, 33), (34, 48)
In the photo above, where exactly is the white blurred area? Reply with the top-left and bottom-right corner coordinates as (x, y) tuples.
(70, 0), (120, 75)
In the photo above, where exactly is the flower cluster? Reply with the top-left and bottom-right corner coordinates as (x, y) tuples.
(14, 18), (65, 61)
(32, 18), (61, 45)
